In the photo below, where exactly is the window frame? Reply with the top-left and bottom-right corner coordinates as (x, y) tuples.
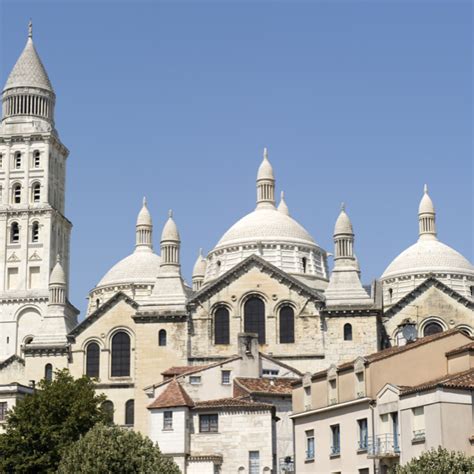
(243, 296), (266, 344)
(214, 306), (230, 345)
(189, 375), (202, 385)
(0, 401), (8, 422)
(125, 399), (134, 426)
(343, 323), (353, 341)
(158, 329), (167, 347)
(85, 341), (100, 378)
(305, 429), (315, 460)
(330, 424), (341, 456)
(110, 331), (131, 378)
(357, 418), (368, 450)
(163, 410), (173, 430)
(44, 363), (53, 382)
(10, 221), (20, 244)
(199, 413), (218, 433)
(221, 370), (231, 385)
(279, 305), (295, 344)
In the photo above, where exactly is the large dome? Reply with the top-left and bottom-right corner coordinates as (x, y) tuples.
(97, 249), (161, 287)
(382, 239), (474, 279)
(215, 208), (317, 249)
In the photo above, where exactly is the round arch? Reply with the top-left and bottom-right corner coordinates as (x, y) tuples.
(419, 316), (447, 338)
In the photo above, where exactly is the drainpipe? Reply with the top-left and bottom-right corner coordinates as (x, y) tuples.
(369, 400), (376, 474)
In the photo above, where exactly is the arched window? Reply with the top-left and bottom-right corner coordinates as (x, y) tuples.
(32, 182), (41, 203)
(101, 400), (114, 424)
(158, 329), (167, 347)
(31, 221), (39, 243)
(111, 331), (131, 377)
(244, 297), (265, 344)
(14, 152), (21, 169)
(302, 257), (307, 273)
(33, 150), (40, 168)
(125, 399), (134, 426)
(96, 298), (100, 309)
(12, 183), (21, 204)
(279, 306), (295, 343)
(388, 288), (393, 304)
(423, 321), (443, 337)
(86, 342), (100, 378)
(470, 286), (474, 298)
(44, 363), (53, 382)
(10, 222), (19, 243)
(344, 323), (353, 341)
(214, 307), (230, 345)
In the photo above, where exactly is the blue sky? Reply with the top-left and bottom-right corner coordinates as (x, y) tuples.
(1, 0), (472, 317)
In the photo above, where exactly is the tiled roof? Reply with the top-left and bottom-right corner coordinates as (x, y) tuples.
(445, 341), (474, 357)
(148, 378), (194, 409)
(305, 329), (470, 382)
(259, 353), (303, 376)
(234, 377), (297, 396)
(161, 365), (211, 377)
(194, 396), (273, 411)
(401, 368), (474, 395)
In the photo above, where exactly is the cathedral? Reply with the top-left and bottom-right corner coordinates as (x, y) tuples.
(1, 24), (473, 456)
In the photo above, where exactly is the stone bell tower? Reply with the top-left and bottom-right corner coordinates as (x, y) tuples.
(0, 22), (77, 360)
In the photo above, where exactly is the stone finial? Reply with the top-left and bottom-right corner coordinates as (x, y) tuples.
(28, 20), (33, 39)
(341, 202), (345, 211)
(143, 196), (147, 206)
(263, 147), (268, 161)
(168, 209), (173, 218)
(424, 183), (428, 194)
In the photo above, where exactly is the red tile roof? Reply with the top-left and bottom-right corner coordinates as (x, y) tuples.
(193, 396), (273, 411)
(445, 341), (474, 357)
(161, 365), (210, 377)
(147, 378), (194, 409)
(401, 368), (474, 395)
(234, 377), (298, 396)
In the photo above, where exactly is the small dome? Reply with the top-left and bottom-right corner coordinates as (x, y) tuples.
(277, 191), (290, 216)
(4, 36), (53, 92)
(50, 257), (66, 285)
(97, 251), (161, 287)
(334, 206), (353, 235)
(137, 197), (152, 227)
(257, 148), (274, 181)
(193, 250), (207, 278)
(419, 185), (435, 214)
(382, 239), (474, 279)
(161, 211), (180, 242)
(215, 208), (316, 248)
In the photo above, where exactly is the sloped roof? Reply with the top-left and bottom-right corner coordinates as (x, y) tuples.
(234, 377), (297, 396)
(401, 368), (474, 395)
(194, 396), (273, 411)
(259, 353), (303, 377)
(161, 365), (213, 377)
(148, 378), (194, 409)
(445, 341), (474, 357)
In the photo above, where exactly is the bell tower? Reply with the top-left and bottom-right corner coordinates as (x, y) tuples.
(0, 23), (76, 359)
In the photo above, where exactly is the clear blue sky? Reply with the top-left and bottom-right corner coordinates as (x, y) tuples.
(1, 1), (472, 317)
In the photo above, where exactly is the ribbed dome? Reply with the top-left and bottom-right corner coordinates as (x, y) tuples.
(50, 258), (66, 285)
(4, 37), (53, 92)
(334, 208), (353, 235)
(382, 239), (474, 279)
(137, 198), (152, 226)
(161, 212), (180, 241)
(97, 250), (161, 287)
(215, 208), (316, 248)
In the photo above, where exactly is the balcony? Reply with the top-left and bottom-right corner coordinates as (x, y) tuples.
(367, 434), (400, 458)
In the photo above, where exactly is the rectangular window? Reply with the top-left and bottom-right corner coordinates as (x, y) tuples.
(412, 407), (425, 439)
(0, 402), (7, 421)
(28, 266), (40, 290)
(358, 418), (368, 450)
(221, 370), (231, 385)
(330, 424), (340, 455)
(305, 429), (315, 460)
(262, 369), (279, 376)
(249, 451), (260, 474)
(190, 376), (201, 385)
(7, 267), (19, 291)
(199, 414), (218, 433)
(163, 410), (173, 430)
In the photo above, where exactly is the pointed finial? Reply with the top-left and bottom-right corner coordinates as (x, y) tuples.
(28, 20), (33, 39)
(341, 202), (345, 212)
(142, 196), (147, 206)
(56, 254), (61, 263)
(263, 147), (268, 160)
(199, 247), (203, 257)
(168, 209), (173, 218)
(281, 191), (285, 200)
(424, 184), (428, 194)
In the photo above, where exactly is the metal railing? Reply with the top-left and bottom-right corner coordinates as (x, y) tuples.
(367, 434), (400, 458)
(412, 429), (425, 440)
(358, 438), (368, 450)
(330, 445), (340, 456)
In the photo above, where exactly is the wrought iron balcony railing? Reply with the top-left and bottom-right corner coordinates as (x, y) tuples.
(367, 434), (400, 458)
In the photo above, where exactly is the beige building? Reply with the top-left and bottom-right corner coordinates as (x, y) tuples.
(291, 330), (473, 473)
(1, 23), (473, 474)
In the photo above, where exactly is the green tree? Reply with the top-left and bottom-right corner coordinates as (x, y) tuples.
(0, 369), (108, 473)
(58, 423), (181, 474)
(396, 447), (474, 474)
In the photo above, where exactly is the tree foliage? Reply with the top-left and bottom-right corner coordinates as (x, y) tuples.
(58, 423), (181, 474)
(0, 369), (108, 473)
(396, 446), (474, 474)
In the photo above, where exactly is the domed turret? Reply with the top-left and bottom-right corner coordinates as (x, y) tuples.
(136, 197), (153, 249)
(256, 147), (276, 209)
(161, 210), (181, 270)
(49, 255), (66, 305)
(334, 203), (353, 235)
(2, 21), (56, 125)
(192, 249), (207, 291)
(418, 184), (436, 240)
(161, 210), (180, 242)
(277, 191), (290, 216)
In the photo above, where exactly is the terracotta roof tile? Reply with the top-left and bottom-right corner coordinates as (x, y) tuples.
(401, 368), (474, 395)
(194, 396), (273, 411)
(234, 377), (298, 396)
(148, 378), (194, 409)
(161, 365), (211, 377)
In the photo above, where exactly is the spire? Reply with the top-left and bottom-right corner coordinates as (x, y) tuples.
(256, 147), (276, 210)
(418, 184), (437, 240)
(161, 210), (181, 268)
(192, 248), (207, 291)
(277, 191), (290, 216)
(135, 197), (153, 250)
